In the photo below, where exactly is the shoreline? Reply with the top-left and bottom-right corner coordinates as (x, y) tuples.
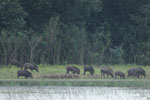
(0, 79), (150, 87)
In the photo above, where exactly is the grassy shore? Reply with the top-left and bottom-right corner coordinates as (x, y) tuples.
(0, 79), (150, 87)
(0, 64), (150, 87)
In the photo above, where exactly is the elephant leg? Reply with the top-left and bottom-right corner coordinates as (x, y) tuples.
(103, 73), (105, 78)
(83, 70), (86, 75)
(66, 70), (69, 75)
(101, 72), (103, 77)
(138, 74), (140, 78)
(120, 76), (122, 79)
(115, 75), (117, 79)
(90, 71), (92, 75)
(72, 71), (75, 75)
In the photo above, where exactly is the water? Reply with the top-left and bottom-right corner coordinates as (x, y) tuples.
(0, 86), (149, 100)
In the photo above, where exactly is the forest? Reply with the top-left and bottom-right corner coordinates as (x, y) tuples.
(0, 0), (150, 65)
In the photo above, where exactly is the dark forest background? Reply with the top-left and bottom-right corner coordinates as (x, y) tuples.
(0, 0), (150, 65)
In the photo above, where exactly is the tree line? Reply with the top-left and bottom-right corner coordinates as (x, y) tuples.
(0, 0), (150, 65)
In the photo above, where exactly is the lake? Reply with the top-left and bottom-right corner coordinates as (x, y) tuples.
(0, 86), (149, 100)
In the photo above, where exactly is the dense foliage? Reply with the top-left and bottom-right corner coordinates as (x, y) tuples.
(0, 0), (150, 65)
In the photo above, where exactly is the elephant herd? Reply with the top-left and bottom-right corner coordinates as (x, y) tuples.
(66, 66), (146, 79)
(66, 66), (95, 76)
(10, 59), (146, 79)
(10, 59), (39, 79)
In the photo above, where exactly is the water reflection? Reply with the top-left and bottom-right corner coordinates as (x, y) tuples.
(0, 86), (149, 100)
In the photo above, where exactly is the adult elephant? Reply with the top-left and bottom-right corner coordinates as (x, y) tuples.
(17, 69), (33, 79)
(66, 66), (80, 75)
(101, 67), (114, 78)
(10, 59), (23, 69)
(83, 66), (94, 75)
(127, 67), (146, 78)
(23, 63), (39, 72)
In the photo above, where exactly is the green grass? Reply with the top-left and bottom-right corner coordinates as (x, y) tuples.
(0, 79), (150, 87)
(0, 64), (150, 87)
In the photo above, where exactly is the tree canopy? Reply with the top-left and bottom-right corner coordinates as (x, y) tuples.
(0, 0), (150, 65)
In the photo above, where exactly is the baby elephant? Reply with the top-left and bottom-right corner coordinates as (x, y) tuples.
(23, 63), (38, 72)
(83, 66), (94, 75)
(115, 71), (125, 79)
(17, 70), (33, 79)
(66, 66), (80, 75)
